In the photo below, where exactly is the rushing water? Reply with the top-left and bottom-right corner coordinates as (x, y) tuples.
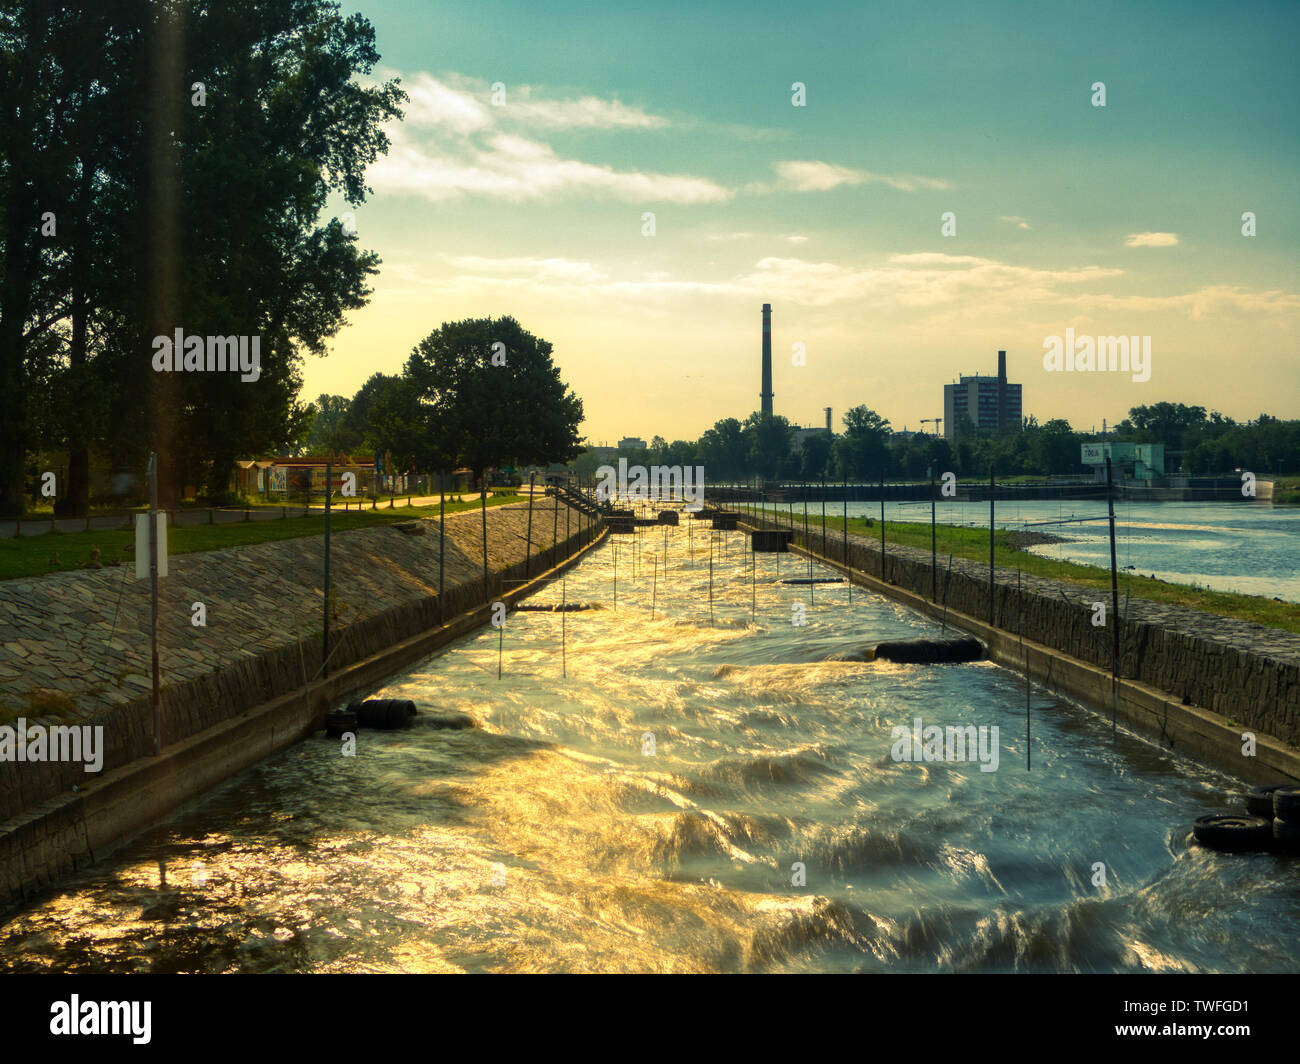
(2, 518), (1297, 973)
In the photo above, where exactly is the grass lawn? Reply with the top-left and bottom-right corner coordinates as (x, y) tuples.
(740, 506), (1300, 635)
(0, 494), (525, 581)
(1272, 475), (1300, 505)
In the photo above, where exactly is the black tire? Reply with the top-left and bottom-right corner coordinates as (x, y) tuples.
(349, 698), (417, 730)
(1272, 786), (1300, 821)
(1246, 783), (1289, 819)
(1272, 817), (1300, 854)
(324, 710), (357, 739)
(1191, 814), (1274, 853)
(870, 636), (985, 664)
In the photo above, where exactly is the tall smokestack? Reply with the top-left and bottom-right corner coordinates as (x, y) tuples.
(996, 350), (1007, 429)
(761, 303), (773, 417)
(825, 406), (832, 433)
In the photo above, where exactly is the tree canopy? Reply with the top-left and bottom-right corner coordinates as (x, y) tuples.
(0, 0), (404, 513)
(350, 316), (587, 481)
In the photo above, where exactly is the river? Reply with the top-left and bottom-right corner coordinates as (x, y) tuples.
(813, 498), (1299, 603)
(1, 519), (1295, 973)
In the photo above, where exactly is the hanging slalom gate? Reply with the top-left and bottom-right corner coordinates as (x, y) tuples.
(750, 528), (792, 552)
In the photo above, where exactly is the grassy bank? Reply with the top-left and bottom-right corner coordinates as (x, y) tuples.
(0, 494), (525, 581)
(1272, 475), (1300, 505)
(741, 507), (1300, 635)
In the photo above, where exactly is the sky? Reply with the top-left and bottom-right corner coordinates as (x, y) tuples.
(307, 0), (1299, 445)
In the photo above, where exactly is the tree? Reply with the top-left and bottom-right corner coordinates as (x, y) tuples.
(1127, 402), (1208, 451)
(0, 0), (406, 512)
(662, 439), (698, 469)
(402, 316), (584, 483)
(0, 0), (104, 515)
(698, 417), (748, 481)
(890, 433), (951, 479)
(1028, 419), (1082, 476)
(799, 431), (832, 480)
(299, 393), (354, 456)
(165, 1), (404, 498)
(743, 412), (792, 480)
(835, 405), (890, 478)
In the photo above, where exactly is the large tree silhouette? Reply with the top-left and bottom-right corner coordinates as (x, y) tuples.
(0, 0), (404, 513)
(399, 316), (585, 484)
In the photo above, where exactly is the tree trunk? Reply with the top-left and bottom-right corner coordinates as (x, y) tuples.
(60, 164), (96, 518)
(0, 181), (32, 518)
(0, 2), (48, 518)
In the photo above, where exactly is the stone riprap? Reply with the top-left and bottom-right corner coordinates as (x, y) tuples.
(769, 517), (1300, 750)
(0, 499), (594, 821)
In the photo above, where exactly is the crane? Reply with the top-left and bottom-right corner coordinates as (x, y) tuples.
(920, 417), (943, 436)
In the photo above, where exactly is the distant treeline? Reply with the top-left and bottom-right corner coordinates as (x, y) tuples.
(568, 402), (1300, 482)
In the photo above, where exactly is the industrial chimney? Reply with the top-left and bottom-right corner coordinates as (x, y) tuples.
(825, 407), (832, 433)
(761, 303), (773, 417)
(996, 350), (1007, 430)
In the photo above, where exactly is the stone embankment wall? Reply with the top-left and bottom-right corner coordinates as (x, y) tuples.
(0, 498), (596, 824)
(759, 516), (1299, 750)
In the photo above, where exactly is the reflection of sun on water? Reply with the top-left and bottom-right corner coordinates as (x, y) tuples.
(0, 517), (1294, 973)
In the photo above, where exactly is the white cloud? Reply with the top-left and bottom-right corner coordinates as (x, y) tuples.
(738, 253), (1123, 308)
(1059, 285), (1300, 319)
(1000, 216), (1031, 230)
(400, 72), (667, 132)
(770, 160), (950, 193)
(381, 249), (1125, 313)
(377, 251), (1297, 329)
(369, 72), (726, 204)
(442, 255), (608, 284)
(370, 122), (729, 204)
(784, 234), (809, 243)
(505, 86), (668, 130)
(401, 75), (493, 135)
(1125, 232), (1179, 247)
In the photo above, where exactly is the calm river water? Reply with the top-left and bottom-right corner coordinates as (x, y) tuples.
(1, 519), (1296, 973)
(836, 498), (1300, 602)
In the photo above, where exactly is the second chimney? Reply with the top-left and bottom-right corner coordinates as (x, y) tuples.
(996, 350), (1007, 429)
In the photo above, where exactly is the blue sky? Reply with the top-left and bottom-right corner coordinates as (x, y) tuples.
(311, 0), (1299, 443)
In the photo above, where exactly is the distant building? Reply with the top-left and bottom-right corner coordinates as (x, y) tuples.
(1081, 441), (1164, 481)
(943, 350), (1022, 439)
(791, 418), (833, 449)
(617, 437), (647, 451)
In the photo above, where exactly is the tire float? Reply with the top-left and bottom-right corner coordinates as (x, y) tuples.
(866, 636), (985, 664)
(323, 708), (357, 738)
(346, 698), (417, 730)
(1191, 783), (1300, 854)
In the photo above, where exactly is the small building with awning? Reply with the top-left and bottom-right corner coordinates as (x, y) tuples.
(233, 459), (277, 496)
